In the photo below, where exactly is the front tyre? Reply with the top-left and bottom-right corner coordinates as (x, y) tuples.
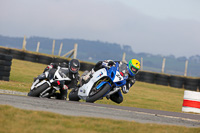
(86, 83), (110, 103)
(28, 81), (50, 97)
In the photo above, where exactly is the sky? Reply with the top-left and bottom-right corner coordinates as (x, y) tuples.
(0, 0), (200, 58)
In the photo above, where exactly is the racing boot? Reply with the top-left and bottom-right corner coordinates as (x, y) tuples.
(82, 69), (95, 84)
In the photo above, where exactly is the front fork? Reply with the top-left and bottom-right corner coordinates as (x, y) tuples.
(105, 87), (120, 99)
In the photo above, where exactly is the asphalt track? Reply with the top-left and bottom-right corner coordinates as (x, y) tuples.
(0, 93), (200, 127)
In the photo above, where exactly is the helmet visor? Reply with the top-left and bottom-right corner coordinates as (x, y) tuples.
(131, 66), (138, 74)
(71, 66), (78, 72)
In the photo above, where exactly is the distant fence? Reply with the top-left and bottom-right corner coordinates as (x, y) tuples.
(0, 46), (94, 72)
(22, 36), (78, 59)
(0, 46), (199, 92)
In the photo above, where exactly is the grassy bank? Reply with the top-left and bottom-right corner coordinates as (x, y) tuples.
(0, 105), (199, 133)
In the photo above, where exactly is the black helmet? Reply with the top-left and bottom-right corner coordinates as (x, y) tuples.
(69, 59), (80, 73)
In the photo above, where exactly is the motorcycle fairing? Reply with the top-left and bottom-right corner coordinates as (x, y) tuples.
(78, 68), (108, 100)
(53, 67), (71, 81)
(78, 62), (127, 101)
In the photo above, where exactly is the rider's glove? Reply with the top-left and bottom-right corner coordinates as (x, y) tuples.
(47, 65), (53, 69)
(43, 65), (53, 72)
(122, 85), (129, 94)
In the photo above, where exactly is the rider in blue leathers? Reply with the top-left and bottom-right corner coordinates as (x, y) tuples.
(81, 59), (141, 104)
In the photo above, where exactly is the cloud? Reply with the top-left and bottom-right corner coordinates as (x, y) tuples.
(0, 0), (200, 57)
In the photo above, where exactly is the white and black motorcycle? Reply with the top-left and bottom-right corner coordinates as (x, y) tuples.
(28, 66), (71, 98)
(69, 62), (127, 103)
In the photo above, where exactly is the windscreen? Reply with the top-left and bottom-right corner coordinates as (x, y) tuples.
(58, 68), (68, 78)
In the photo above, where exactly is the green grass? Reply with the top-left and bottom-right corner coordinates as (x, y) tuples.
(97, 82), (184, 112)
(0, 59), (46, 92)
(0, 105), (199, 133)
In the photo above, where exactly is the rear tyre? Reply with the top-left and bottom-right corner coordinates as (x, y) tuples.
(28, 82), (50, 97)
(86, 83), (110, 103)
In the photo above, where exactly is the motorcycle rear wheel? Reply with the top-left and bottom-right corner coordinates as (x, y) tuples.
(28, 81), (50, 97)
(86, 83), (110, 103)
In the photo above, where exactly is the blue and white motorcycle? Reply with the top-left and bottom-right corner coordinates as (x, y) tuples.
(69, 62), (127, 103)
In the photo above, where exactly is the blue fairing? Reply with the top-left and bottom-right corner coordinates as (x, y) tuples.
(96, 62), (127, 90)
(107, 62), (127, 87)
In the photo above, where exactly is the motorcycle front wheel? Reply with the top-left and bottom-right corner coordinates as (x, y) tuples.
(28, 81), (50, 97)
(86, 83), (110, 103)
